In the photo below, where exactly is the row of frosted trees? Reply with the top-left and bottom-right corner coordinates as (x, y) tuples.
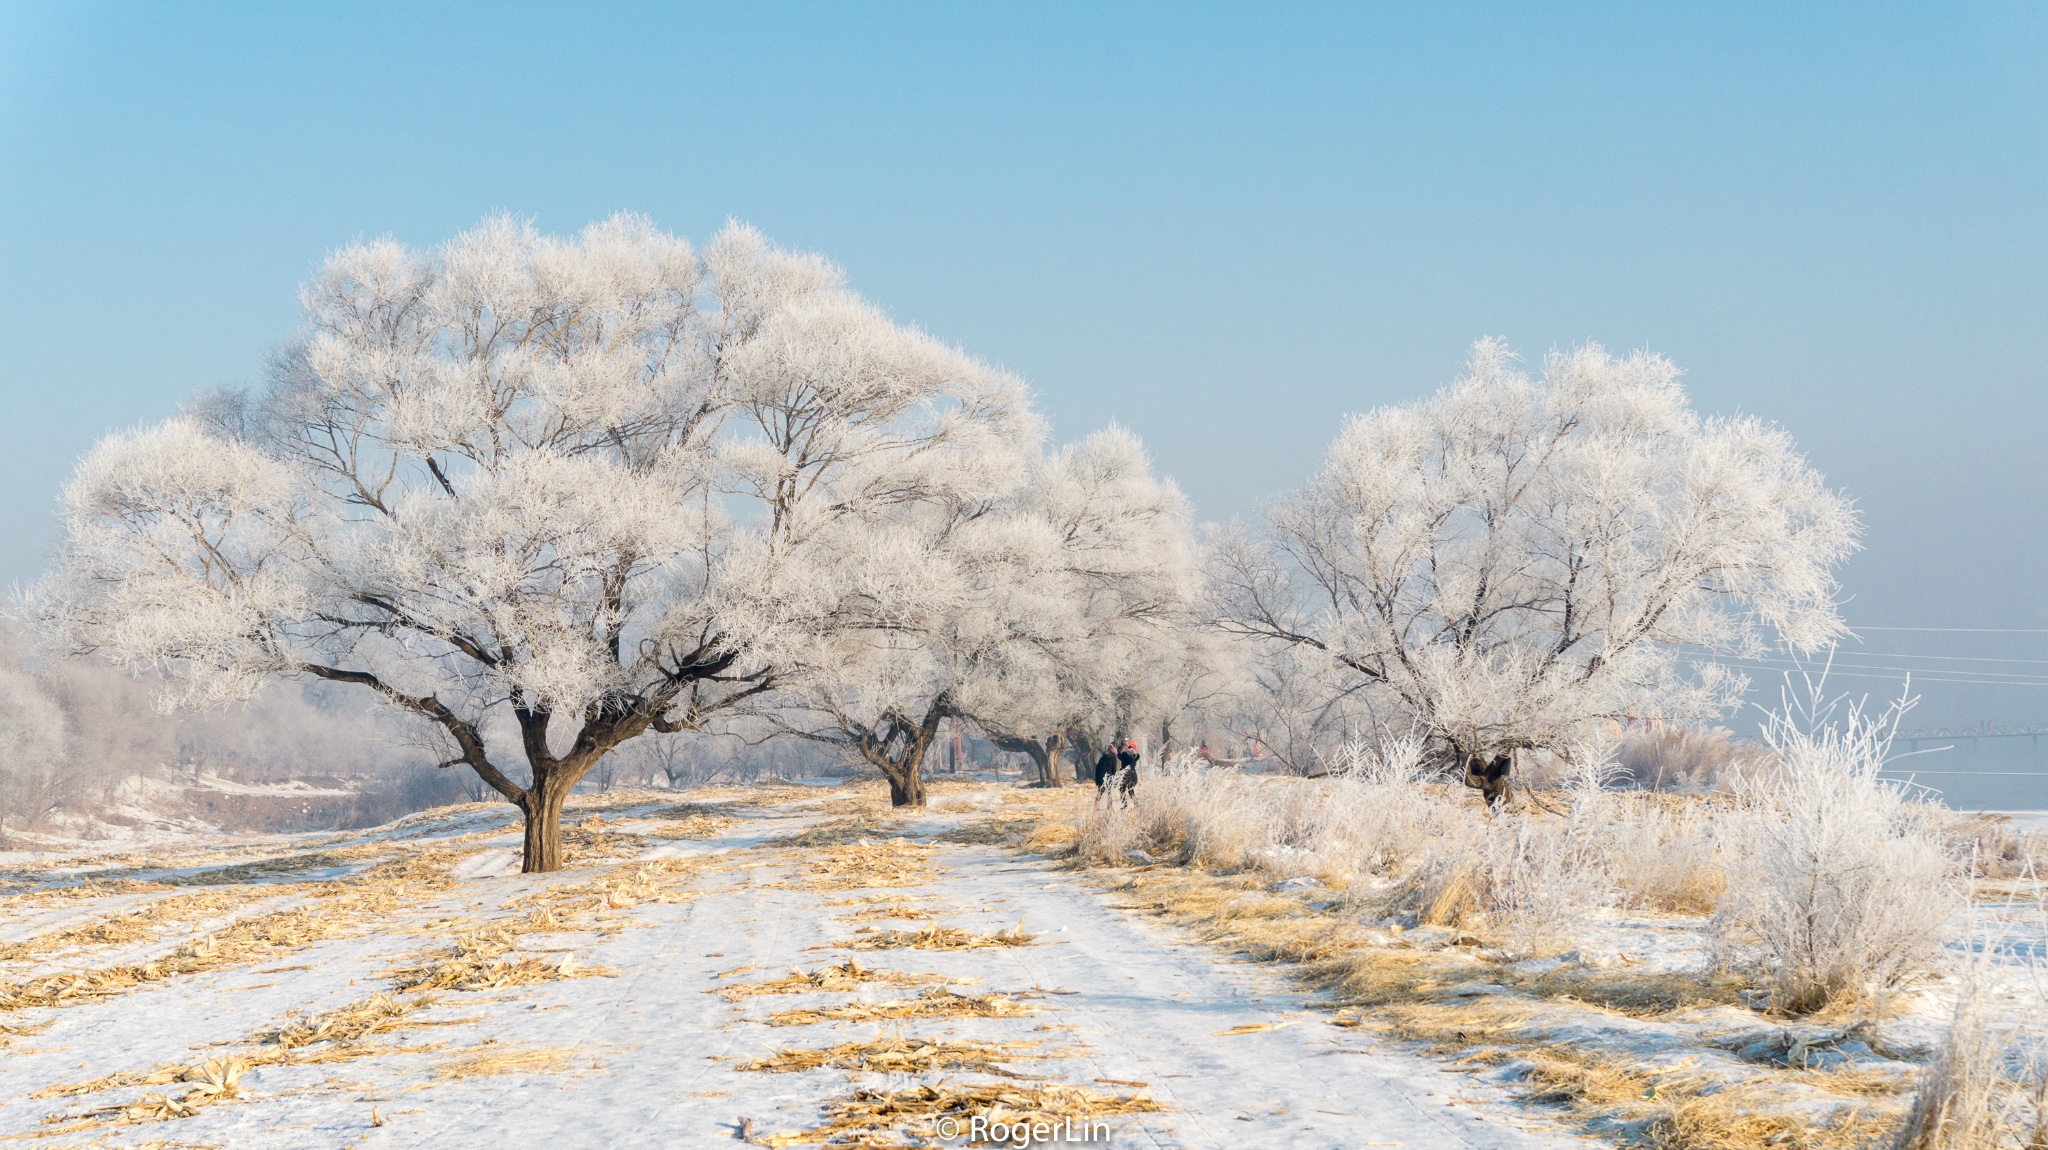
(31, 215), (1857, 871)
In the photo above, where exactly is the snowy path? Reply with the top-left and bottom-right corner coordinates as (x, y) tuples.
(0, 788), (1598, 1148)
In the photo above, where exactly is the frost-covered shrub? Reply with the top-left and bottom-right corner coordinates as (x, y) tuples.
(1892, 890), (2048, 1150)
(1618, 726), (1776, 793)
(1600, 798), (1726, 915)
(1078, 744), (1609, 950)
(1945, 814), (2048, 882)
(1074, 751), (1462, 885)
(1402, 813), (1609, 953)
(1713, 692), (1967, 1014)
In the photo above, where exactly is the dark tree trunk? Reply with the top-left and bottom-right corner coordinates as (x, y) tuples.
(989, 732), (1069, 788)
(1069, 731), (1101, 785)
(884, 766), (928, 807)
(859, 699), (947, 808)
(518, 785), (569, 873)
(515, 761), (583, 873)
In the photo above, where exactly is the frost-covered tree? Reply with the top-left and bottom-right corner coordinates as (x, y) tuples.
(955, 428), (1197, 786)
(1212, 340), (1857, 793)
(764, 476), (1036, 805)
(773, 428), (1193, 801)
(37, 214), (1032, 870)
(0, 658), (71, 846)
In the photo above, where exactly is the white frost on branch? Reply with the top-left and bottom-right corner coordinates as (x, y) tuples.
(34, 212), (1037, 865)
(1211, 339), (1859, 762)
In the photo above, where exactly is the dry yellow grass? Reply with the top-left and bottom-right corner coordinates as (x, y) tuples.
(559, 821), (659, 865)
(0, 878), (170, 914)
(1073, 844), (1914, 1149)
(436, 1045), (581, 1078)
(1486, 1045), (1898, 1150)
(0, 851), (463, 1013)
(0, 884), (293, 966)
(832, 900), (939, 923)
(641, 803), (739, 839)
(1022, 821), (1082, 855)
(503, 857), (703, 915)
(841, 920), (1035, 951)
(29, 1057), (255, 1135)
(715, 959), (968, 1001)
(737, 1036), (1046, 1076)
(258, 991), (449, 1053)
(761, 1081), (1160, 1147)
(32, 991), (470, 1111)
(769, 818), (899, 849)
(389, 914), (609, 992)
(786, 839), (937, 891)
(391, 858), (699, 992)
(765, 987), (1039, 1027)
(933, 816), (1041, 845)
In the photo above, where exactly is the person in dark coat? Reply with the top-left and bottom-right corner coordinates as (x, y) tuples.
(1115, 738), (1141, 801)
(1093, 746), (1121, 790)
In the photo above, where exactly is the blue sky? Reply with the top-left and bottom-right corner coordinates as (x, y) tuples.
(2, 2), (2046, 753)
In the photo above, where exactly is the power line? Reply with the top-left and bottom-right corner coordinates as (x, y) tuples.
(1730, 655), (2048, 678)
(1838, 652), (2048, 666)
(1876, 770), (2048, 777)
(1854, 627), (2048, 634)
(1719, 660), (2048, 688)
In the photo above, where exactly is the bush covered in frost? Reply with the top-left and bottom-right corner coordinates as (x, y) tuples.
(1712, 690), (1967, 1014)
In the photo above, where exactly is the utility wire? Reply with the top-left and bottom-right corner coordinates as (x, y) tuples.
(1853, 627), (2048, 634)
(1835, 652), (2048, 666)
(1875, 770), (2048, 777)
(1710, 663), (2048, 688)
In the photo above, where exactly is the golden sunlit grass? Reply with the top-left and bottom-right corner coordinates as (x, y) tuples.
(390, 910), (608, 992)
(831, 900), (939, 923)
(933, 817), (1041, 846)
(32, 992), (470, 1109)
(0, 884), (294, 967)
(640, 803), (740, 839)
(1022, 822), (1082, 855)
(765, 987), (1038, 1027)
(737, 1036), (1047, 1076)
(786, 839), (936, 891)
(840, 920), (1035, 951)
(0, 851), (464, 1013)
(28, 1058), (255, 1136)
(1476, 1045), (1900, 1150)
(0, 878), (172, 915)
(436, 1045), (584, 1079)
(1060, 829), (1916, 1150)
(716, 959), (969, 1001)
(393, 857), (700, 992)
(760, 1081), (1160, 1148)
(559, 819), (658, 865)
(768, 818), (898, 849)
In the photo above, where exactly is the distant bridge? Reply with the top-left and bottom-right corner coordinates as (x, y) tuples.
(1897, 726), (2048, 751)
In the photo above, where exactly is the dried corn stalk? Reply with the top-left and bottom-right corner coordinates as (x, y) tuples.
(717, 959), (966, 1001)
(841, 920), (1034, 951)
(763, 1081), (1160, 1146)
(738, 1036), (1046, 1076)
(766, 987), (1038, 1027)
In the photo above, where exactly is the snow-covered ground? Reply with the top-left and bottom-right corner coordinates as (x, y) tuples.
(0, 783), (1595, 1148)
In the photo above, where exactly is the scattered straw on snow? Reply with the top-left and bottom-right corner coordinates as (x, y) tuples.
(737, 1035), (1047, 1076)
(715, 959), (969, 1001)
(765, 987), (1039, 1027)
(840, 920), (1035, 951)
(759, 1081), (1160, 1147)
